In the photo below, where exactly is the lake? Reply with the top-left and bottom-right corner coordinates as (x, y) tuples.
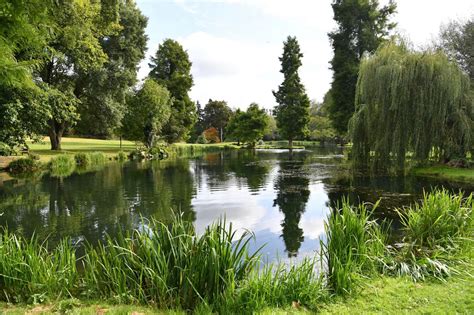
(0, 147), (473, 262)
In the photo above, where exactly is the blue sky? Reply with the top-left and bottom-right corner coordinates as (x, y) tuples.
(136, 0), (474, 109)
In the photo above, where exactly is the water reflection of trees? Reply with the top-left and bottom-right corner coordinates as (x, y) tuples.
(193, 150), (270, 193)
(273, 158), (310, 258)
(0, 160), (196, 246)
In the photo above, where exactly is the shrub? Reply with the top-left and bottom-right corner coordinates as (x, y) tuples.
(7, 157), (41, 174)
(203, 127), (220, 143)
(196, 135), (208, 144)
(0, 142), (14, 156)
(74, 152), (91, 167)
(50, 154), (76, 177)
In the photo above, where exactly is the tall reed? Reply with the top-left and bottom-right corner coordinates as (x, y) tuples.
(0, 230), (77, 303)
(321, 200), (386, 295)
(386, 189), (474, 280)
(82, 215), (260, 310)
(221, 258), (326, 313)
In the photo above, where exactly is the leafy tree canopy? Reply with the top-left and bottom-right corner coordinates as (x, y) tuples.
(226, 103), (269, 147)
(350, 41), (473, 171)
(122, 79), (172, 148)
(202, 99), (233, 142)
(328, 0), (396, 135)
(149, 39), (196, 143)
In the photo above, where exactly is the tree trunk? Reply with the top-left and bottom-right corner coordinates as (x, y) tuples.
(49, 120), (64, 151)
(288, 138), (293, 149)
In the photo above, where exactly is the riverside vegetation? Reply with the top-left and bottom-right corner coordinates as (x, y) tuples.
(0, 189), (472, 313)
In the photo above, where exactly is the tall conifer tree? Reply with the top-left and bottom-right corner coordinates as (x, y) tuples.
(273, 36), (310, 149)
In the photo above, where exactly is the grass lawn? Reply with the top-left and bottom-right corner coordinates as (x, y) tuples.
(27, 137), (138, 162)
(413, 165), (474, 183)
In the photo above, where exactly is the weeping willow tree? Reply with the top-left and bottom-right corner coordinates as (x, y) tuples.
(349, 41), (473, 171)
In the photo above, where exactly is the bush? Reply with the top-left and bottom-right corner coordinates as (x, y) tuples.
(74, 152), (91, 167)
(50, 154), (76, 177)
(7, 157), (41, 174)
(196, 134), (208, 144)
(0, 142), (14, 156)
(203, 127), (220, 143)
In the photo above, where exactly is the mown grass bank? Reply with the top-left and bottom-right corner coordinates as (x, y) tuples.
(0, 190), (473, 314)
(413, 165), (474, 183)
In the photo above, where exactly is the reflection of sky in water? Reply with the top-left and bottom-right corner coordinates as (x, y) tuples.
(192, 157), (330, 263)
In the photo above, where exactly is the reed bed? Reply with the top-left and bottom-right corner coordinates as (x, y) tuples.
(385, 189), (474, 280)
(321, 200), (387, 295)
(0, 231), (77, 303)
(82, 215), (260, 310)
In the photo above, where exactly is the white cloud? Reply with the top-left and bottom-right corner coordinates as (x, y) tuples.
(138, 0), (473, 109)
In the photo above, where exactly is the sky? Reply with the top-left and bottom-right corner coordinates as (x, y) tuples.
(136, 0), (474, 110)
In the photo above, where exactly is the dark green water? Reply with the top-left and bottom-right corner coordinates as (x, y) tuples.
(0, 147), (473, 261)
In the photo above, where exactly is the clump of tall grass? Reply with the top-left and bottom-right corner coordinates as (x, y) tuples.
(221, 258), (326, 313)
(116, 151), (127, 162)
(82, 215), (260, 310)
(385, 189), (474, 280)
(74, 152), (91, 167)
(7, 157), (42, 174)
(0, 230), (77, 303)
(321, 200), (387, 295)
(50, 154), (76, 177)
(89, 152), (107, 165)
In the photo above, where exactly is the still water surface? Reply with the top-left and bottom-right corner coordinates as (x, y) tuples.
(0, 147), (473, 262)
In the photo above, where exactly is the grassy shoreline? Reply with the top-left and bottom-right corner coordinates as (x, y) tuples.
(0, 190), (473, 314)
(412, 165), (474, 183)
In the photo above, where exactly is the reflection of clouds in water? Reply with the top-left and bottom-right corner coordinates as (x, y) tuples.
(192, 169), (331, 262)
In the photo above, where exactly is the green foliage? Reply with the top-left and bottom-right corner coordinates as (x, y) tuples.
(74, 152), (92, 167)
(273, 36), (310, 147)
(0, 142), (13, 156)
(322, 200), (386, 295)
(226, 104), (269, 147)
(202, 99), (233, 141)
(75, 0), (148, 137)
(82, 216), (259, 310)
(0, 230), (77, 303)
(149, 39), (197, 143)
(196, 134), (208, 144)
(7, 157), (41, 174)
(50, 154), (76, 177)
(437, 17), (474, 81)
(116, 151), (127, 162)
(122, 79), (172, 148)
(328, 0), (396, 135)
(385, 190), (474, 280)
(350, 41), (474, 170)
(222, 258), (326, 313)
(309, 94), (337, 143)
